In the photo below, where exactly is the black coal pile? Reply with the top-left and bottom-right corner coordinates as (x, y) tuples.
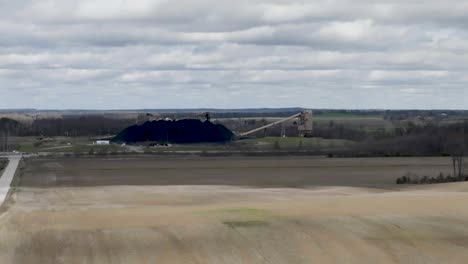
(112, 119), (233, 144)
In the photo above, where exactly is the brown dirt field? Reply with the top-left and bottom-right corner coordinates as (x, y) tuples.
(2, 156), (468, 263)
(17, 156), (452, 188)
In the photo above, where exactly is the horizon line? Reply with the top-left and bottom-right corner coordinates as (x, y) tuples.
(1, 108), (468, 112)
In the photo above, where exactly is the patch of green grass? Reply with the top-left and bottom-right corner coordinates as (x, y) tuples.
(238, 137), (356, 150)
(17, 142), (37, 153)
(14, 137), (97, 153)
(210, 208), (274, 229)
(313, 116), (395, 132)
(198, 207), (276, 228)
(223, 220), (269, 228)
(199, 207), (272, 218)
(45, 144), (122, 154)
(221, 208), (271, 217)
(315, 112), (382, 118)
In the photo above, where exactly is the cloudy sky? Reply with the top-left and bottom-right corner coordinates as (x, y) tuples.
(0, 0), (467, 109)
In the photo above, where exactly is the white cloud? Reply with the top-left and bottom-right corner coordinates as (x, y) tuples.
(261, 4), (315, 23)
(76, 0), (160, 20)
(319, 20), (373, 41)
(0, 0), (467, 109)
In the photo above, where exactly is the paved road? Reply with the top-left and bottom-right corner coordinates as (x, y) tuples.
(0, 156), (21, 206)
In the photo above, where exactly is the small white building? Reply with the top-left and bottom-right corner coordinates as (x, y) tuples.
(95, 140), (110, 145)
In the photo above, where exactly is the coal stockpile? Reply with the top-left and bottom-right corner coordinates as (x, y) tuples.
(112, 119), (233, 144)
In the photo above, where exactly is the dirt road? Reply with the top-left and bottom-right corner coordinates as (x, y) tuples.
(0, 156), (20, 206)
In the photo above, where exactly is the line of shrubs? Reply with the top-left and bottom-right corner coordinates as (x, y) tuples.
(0, 159), (7, 171)
(396, 172), (468, 184)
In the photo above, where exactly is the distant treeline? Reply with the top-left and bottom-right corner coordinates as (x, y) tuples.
(0, 110), (467, 157)
(347, 122), (468, 157)
(0, 116), (134, 137)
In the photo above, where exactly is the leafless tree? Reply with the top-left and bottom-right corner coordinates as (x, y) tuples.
(445, 128), (466, 179)
(0, 118), (19, 152)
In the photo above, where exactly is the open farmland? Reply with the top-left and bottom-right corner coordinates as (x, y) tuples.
(15, 156), (451, 188)
(2, 156), (468, 263)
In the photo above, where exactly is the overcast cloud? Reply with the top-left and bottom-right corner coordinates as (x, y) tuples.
(0, 0), (467, 109)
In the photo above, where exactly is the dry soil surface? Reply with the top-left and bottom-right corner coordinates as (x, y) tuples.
(16, 156), (452, 188)
(1, 156), (468, 264)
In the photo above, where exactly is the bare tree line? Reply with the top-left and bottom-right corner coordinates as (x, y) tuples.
(0, 118), (19, 151)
